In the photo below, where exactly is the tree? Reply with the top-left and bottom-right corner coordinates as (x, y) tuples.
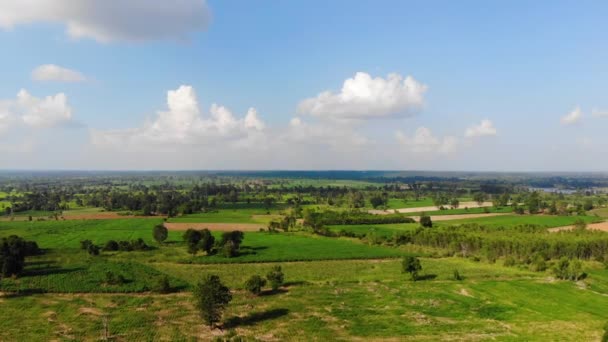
(402, 256), (422, 281)
(420, 214), (432, 228)
(450, 198), (460, 209)
(370, 193), (387, 209)
(1, 235), (39, 278)
(198, 229), (215, 255)
(104, 240), (119, 251)
(153, 224), (168, 244)
(244, 275), (266, 295)
(473, 192), (487, 206)
(219, 231), (244, 258)
(80, 239), (93, 250)
(266, 265), (284, 291)
(193, 275), (232, 328)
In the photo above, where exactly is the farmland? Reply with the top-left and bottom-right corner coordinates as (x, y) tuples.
(1, 171), (608, 340)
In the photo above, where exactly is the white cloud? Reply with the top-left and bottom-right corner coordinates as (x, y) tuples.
(0, 0), (211, 43)
(298, 72), (427, 121)
(591, 108), (608, 118)
(32, 64), (86, 82)
(91, 85), (265, 148)
(0, 89), (73, 129)
(396, 127), (458, 154)
(465, 119), (497, 137)
(561, 107), (582, 125)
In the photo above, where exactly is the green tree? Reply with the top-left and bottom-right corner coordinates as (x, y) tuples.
(473, 192), (487, 206)
(419, 214), (432, 228)
(266, 265), (285, 291)
(244, 275), (266, 295)
(193, 275), (232, 328)
(198, 229), (215, 255)
(219, 231), (244, 257)
(402, 256), (422, 281)
(153, 224), (168, 244)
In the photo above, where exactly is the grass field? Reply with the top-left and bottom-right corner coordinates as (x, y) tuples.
(2, 258), (608, 341)
(2, 208), (608, 340)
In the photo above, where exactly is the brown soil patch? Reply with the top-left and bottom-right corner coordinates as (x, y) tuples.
(548, 221), (608, 233)
(426, 213), (510, 221)
(78, 307), (104, 316)
(369, 201), (494, 215)
(164, 222), (264, 232)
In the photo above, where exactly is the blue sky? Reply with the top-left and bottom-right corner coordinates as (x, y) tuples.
(1, 0), (607, 170)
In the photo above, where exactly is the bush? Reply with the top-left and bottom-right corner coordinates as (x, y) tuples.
(153, 224), (169, 244)
(453, 269), (463, 281)
(503, 256), (516, 267)
(244, 275), (266, 295)
(153, 275), (172, 294)
(80, 239), (93, 250)
(420, 215), (432, 228)
(266, 265), (284, 291)
(193, 275), (232, 328)
(104, 240), (119, 251)
(87, 244), (100, 256)
(402, 256), (422, 281)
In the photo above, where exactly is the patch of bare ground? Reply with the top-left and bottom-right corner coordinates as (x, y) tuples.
(164, 222), (264, 231)
(548, 221), (608, 233)
(369, 201), (494, 215)
(78, 307), (104, 316)
(458, 288), (473, 297)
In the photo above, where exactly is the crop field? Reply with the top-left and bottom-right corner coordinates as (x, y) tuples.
(2, 173), (608, 340)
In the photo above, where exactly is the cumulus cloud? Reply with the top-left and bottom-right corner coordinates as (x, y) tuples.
(91, 85), (265, 148)
(0, 89), (73, 129)
(298, 72), (427, 121)
(561, 107), (582, 125)
(395, 127), (458, 154)
(465, 119), (497, 137)
(32, 64), (86, 82)
(0, 0), (211, 43)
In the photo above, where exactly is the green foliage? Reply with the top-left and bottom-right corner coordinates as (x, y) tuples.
(266, 265), (284, 291)
(153, 224), (168, 244)
(1, 235), (39, 277)
(87, 243), (100, 256)
(153, 275), (172, 294)
(193, 275), (232, 327)
(402, 256), (422, 281)
(219, 231), (244, 258)
(104, 271), (126, 285)
(553, 257), (585, 281)
(420, 214), (432, 228)
(244, 275), (266, 295)
(453, 269), (463, 280)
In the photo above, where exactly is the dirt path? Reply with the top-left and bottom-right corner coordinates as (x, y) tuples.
(369, 201), (494, 215)
(548, 221), (608, 233)
(164, 222), (264, 232)
(421, 213), (510, 222)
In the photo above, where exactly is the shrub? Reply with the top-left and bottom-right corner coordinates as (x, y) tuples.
(193, 275), (232, 328)
(153, 224), (169, 244)
(153, 275), (172, 294)
(266, 265), (284, 291)
(420, 215), (432, 228)
(503, 256), (516, 267)
(80, 239), (93, 250)
(87, 244), (100, 256)
(244, 275), (266, 295)
(453, 269), (463, 281)
(402, 256), (422, 281)
(104, 240), (119, 251)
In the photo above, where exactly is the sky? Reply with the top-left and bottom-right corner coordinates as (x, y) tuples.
(0, 0), (607, 171)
